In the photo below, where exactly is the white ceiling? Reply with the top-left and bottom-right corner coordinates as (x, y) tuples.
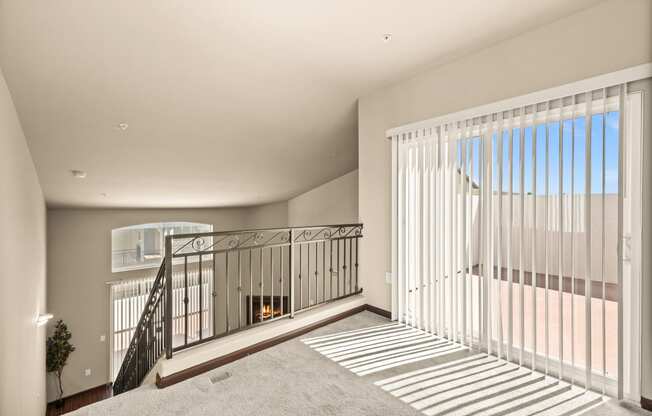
(0, 0), (601, 208)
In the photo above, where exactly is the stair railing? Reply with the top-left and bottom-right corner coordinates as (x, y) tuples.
(112, 261), (168, 394)
(113, 223), (363, 395)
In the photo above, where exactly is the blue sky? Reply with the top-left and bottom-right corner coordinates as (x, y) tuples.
(459, 111), (619, 195)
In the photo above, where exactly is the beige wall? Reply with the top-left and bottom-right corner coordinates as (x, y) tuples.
(245, 201), (289, 229)
(0, 69), (47, 415)
(358, 0), (651, 310)
(46, 205), (286, 400)
(288, 170), (359, 226)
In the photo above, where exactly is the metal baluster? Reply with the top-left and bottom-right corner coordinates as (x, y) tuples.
(349, 236), (353, 295)
(299, 243), (303, 310)
(322, 241), (326, 302)
(238, 250), (242, 329)
(249, 249), (253, 326)
(314, 242), (318, 305)
(199, 255), (203, 340)
(337, 239), (346, 297)
(280, 246), (284, 316)
(184, 257), (188, 345)
(260, 248), (264, 322)
(271, 247), (274, 318)
(225, 252), (229, 333)
(212, 250), (217, 337)
(308, 242), (311, 306)
(329, 239), (333, 301)
(355, 237), (359, 292)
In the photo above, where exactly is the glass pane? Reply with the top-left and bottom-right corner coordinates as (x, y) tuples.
(111, 222), (212, 272)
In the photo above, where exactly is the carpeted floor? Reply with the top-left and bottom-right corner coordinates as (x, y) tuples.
(69, 311), (649, 416)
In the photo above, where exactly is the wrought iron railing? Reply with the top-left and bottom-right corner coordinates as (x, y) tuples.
(112, 223), (363, 395)
(113, 262), (167, 394)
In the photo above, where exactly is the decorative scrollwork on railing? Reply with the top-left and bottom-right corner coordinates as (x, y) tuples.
(191, 237), (206, 251)
(172, 229), (292, 256)
(171, 224), (361, 256)
(293, 224), (363, 243)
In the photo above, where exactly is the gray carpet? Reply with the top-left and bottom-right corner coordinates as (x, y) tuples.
(70, 311), (649, 416)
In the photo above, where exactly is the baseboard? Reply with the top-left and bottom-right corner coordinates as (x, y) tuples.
(156, 304), (366, 388)
(365, 304), (392, 319)
(47, 383), (112, 405)
(642, 396), (652, 411)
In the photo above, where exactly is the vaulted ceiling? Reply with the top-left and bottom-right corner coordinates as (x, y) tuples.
(0, 0), (601, 208)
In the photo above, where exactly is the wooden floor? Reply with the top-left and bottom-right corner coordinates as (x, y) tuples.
(46, 384), (112, 415)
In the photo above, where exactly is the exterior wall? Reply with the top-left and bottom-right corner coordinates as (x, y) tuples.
(288, 170), (359, 226)
(489, 195), (619, 284)
(0, 69), (47, 415)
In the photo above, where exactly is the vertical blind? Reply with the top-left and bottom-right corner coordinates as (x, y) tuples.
(392, 85), (625, 397)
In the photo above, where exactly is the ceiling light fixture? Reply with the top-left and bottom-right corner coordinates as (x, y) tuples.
(118, 123), (129, 131)
(71, 169), (87, 179)
(382, 33), (392, 43)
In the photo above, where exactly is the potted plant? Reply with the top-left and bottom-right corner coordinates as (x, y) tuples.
(46, 320), (75, 408)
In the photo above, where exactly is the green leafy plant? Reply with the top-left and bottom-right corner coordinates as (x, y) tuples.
(46, 320), (75, 403)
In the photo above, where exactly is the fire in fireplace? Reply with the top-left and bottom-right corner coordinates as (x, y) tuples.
(246, 295), (288, 325)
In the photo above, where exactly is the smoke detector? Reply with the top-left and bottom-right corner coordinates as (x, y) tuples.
(71, 170), (87, 179)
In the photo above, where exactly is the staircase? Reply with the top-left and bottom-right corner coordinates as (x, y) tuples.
(112, 224), (363, 395)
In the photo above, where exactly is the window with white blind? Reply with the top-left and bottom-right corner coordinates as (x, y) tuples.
(390, 66), (649, 401)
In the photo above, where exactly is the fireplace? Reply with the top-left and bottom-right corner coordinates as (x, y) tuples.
(246, 295), (289, 325)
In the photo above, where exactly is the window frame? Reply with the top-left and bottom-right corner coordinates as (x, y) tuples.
(111, 221), (213, 273)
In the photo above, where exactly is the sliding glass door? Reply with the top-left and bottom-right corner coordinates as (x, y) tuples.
(391, 86), (641, 399)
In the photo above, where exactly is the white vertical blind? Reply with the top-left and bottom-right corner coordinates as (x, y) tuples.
(393, 86), (626, 397)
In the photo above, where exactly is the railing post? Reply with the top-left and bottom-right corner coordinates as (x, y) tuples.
(289, 229), (295, 318)
(164, 236), (173, 359)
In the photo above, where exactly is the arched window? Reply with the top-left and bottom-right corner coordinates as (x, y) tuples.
(111, 222), (212, 272)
